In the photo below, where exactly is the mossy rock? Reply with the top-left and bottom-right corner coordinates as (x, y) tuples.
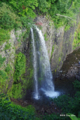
(73, 23), (80, 50)
(13, 52), (26, 82)
(0, 29), (10, 45)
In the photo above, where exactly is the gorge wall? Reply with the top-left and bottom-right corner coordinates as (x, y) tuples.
(0, 13), (80, 99)
(0, 28), (32, 98)
(35, 14), (80, 73)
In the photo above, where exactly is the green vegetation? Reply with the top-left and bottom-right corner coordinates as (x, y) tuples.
(15, 30), (28, 44)
(0, 55), (10, 93)
(0, 0), (80, 119)
(9, 83), (23, 99)
(7, 52), (27, 99)
(11, 66), (33, 98)
(4, 43), (11, 50)
(0, 55), (6, 67)
(44, 33), (48, 41)
(51, 45), (54, 58)
(0, 1), (35, 30)
(0, 0), (80, 31)
(0, 0), (80, 46)
(1, 81), (80, 120)
(0, 93), (39, 120)
(67, 114), (80, 120)
(64, 24), (70, 31)
(7, 52), (34, 99)
(0, 28), (10, 45)
(49, 21), (53, 27)
(0, 70), (8, 88)
(0, 70), (8, 80)
(13, 52), (26, 82)
(0, 2), (22, 30)
(54, 92), (80, 117)
(73, 23), (80, 50)
(58, 56), (61, 62)
(38, 0), (78, 28)
(8, 72), (33, 99)
(42, 80), (80, 120)
(5, 64), (12, 74)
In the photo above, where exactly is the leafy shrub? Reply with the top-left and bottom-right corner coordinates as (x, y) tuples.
(44, 33), (48, 41)
(0, 55), (6, 67)
(4, 43), (11, 50)
(14, 52), (26, 82)
(0, 28), (10, 45)
(1, 0), (80, 30)
(36, 0), (79, 28)
(53, 94), (73, 113)
(64, 24), (70, 31)
(5, 64), (12, 73)
(9, 0), (38, 18)
(52, 92), (80, 115)
(20, 16), (34, 28)
(0, 70), (8, 85)
(0, 69), (8, 92)
(0, 2), (22, 30)
(0, 12), (15, 29)
(10, 83), (23, 99)
(0, 70), (8, 79)
(72, 91), (80, 115)
(73, 80), (80, 91)
(73, 24), (80, 49)
(51, 80), (80, 117)
(0, 93), (39, 120)
(37, 0), (50, 13)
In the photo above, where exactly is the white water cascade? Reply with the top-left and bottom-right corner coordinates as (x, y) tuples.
(31, 28), (39, 99)
(31, 26), (60, 100)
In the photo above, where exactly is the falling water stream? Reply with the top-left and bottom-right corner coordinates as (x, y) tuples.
(31, 26), (60, 100)
(31, 28), (39, 99)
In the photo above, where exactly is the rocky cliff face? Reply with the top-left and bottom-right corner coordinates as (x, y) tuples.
(0, 28), (29, 94)
(0, 28), (27, 68)
(35, 14), (80, 73)
(0, 14), (80, 98)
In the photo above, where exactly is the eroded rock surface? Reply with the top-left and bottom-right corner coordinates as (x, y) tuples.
(35, 14), (80, 73)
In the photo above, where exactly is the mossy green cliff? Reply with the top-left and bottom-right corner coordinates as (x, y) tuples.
(0, 2), (80, 99)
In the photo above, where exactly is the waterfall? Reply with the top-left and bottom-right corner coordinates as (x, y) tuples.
(31, 28), (39, 99)
(35, 27), (54, 91)
(31, 26), (59, 100)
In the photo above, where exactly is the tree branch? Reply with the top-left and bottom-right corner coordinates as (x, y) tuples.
(56, 14), (76, 22)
